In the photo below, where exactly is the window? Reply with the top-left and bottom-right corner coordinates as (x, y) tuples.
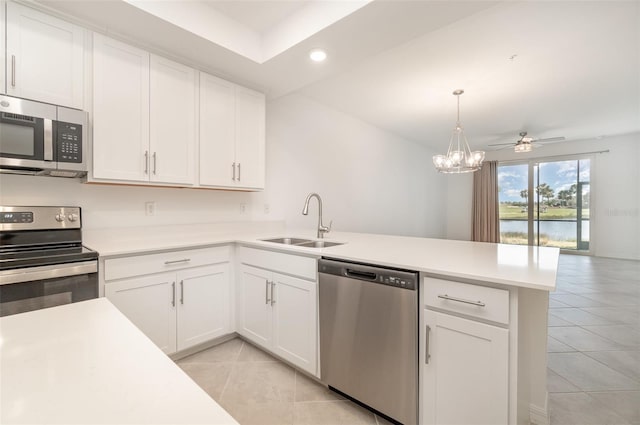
(498, 157), (591, 252)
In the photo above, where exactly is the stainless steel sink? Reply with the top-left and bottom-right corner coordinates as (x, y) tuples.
(260, 237), (313, 245)
(296, 240), (344, 248)
(260, 237), (344, 248)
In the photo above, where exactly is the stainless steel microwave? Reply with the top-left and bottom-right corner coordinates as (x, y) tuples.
(0, 95), (87, 178)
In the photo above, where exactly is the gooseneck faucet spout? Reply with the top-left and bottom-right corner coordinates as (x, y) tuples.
(302, 193), (332, 239)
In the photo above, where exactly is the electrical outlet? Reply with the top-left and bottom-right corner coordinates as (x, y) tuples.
(264, 204), (270, 214)
(240, 203), (247, 214)
(145, 201), (156, 216)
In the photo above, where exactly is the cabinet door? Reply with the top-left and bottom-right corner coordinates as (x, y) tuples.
(1, 2), (5, 94)
(176, 263), (230, 351)
(199, 72), (236, 187)
(149, 55), (196, 185)
(105, 273), (177, 354)
(238, 265), (271, 348)
(6, 2), (83, 108)
(422, 309), (508, 425)
(92, 34), (149, 182)
(234, 86), (265, 189)
(271, 272), (317, 375)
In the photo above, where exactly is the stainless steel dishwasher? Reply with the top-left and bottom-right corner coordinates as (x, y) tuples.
(318, 258), (418, 425)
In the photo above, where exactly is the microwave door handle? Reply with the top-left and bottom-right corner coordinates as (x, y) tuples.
(43, 119), (53, 161)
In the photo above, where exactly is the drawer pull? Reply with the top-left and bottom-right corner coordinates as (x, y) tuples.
(171, 282), (176, 307)
(437, 294), (486, 307)
(164, 259), (191, 265)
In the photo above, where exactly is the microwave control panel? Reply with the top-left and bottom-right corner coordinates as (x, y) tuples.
(56, 122), (82, 163)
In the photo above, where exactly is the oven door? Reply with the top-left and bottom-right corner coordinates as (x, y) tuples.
(0, 95), (55, 169)
(0, 260), (98, 317)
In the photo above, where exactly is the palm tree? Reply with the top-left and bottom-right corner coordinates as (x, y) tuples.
(557, 189), (571, 206)
(536, 183), (555, 206)
(520, 189), (528, 205)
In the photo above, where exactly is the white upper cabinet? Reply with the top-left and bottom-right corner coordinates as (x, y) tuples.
(1, 2), (5, 94)
(92, 35), (196, 185)
(235, 86), (265, 189)
(198, 73), (236, 186)
(199, 72), (265, 190)
(92, 33), (149, 182)
(149, 54), (196, 185)
(5, 2), (84, 108)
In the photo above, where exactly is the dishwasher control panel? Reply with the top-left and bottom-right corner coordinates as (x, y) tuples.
(319, 258), (418, 290)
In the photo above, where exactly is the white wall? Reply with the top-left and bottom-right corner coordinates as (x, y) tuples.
(0, 93), (446, 237)
(445, 132), (640, 260)
(257, 93), (447, 237)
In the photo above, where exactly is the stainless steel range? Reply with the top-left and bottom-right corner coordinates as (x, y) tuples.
(0, 206), (98, 317)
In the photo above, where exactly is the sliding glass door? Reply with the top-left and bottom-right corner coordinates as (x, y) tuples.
(498, 157), (591, 252)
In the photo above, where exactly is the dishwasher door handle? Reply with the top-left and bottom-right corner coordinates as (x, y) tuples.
(344, 269), (377, 281)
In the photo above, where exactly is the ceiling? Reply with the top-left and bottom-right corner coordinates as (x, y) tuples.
(35, 0), (640, 151)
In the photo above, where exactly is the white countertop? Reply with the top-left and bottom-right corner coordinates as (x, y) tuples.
(0, 298), (238, 425)
(84, 225), (559, 291)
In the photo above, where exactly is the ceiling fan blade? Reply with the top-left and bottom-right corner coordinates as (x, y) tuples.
(532, 136), (565, 144)
(487, 142), (516, 146)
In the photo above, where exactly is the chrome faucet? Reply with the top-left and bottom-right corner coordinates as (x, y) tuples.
(302, 193), (332, 239)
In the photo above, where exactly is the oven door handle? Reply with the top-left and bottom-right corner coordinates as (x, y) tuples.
(0, 261), (97, 285)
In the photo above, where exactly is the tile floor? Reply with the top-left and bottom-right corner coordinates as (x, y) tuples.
(548, 255), (640, 425)
(176, 337), (393, 425)
(176, 254), (640, 425)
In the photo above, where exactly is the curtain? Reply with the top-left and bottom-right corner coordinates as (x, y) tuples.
(472, 160), (500, 242)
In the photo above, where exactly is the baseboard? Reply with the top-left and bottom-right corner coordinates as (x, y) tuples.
(529, 402), (549, 425)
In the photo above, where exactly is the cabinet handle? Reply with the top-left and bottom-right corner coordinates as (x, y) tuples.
(265, 279), (270, 304)
(11, 55), (16, 87)
(425, 325), (431, 364)
(270, 281), (276, 305)
(237, 163), (241, 181)
(232, 162), (236, 181)
(437, 294), (486, 307)
(144, 151), (149, 174)
(164, 258), (191, 265)
(180, 280), (184, 305)
(152, 152), (157, 175)
(171, 281), (176, 307)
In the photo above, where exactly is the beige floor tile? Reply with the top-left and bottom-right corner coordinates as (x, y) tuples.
(374, 414), (396, 425)
(548, 369), (581, 393)
(219, 399), (294, 425)
(178, 338), (243, 364)
(293, 400), (377, 425)
(548, 326), (626, 351)
(237, 341), (279, 362)
(549, 308), (617, 326)
(548, 315), (574, 327)
(177, 362), (233, 399)
(221, 361), (296, 406)
(588, 391), (640, 425)
(584, 351), (640, 382)
(548, 336), (577, 353)
(582, 325), (640, 348)
(549, 392), (631, 425)
(295, 371), (344, 402)
(550, 294), (608, 308)
(548, 352), (640, 391)
(581, 307), (640, 325)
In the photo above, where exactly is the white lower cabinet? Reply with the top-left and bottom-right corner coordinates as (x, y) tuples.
(104, 247), (231, 355)
(238, 247), (318, 376)
(421, 279), (509, 425)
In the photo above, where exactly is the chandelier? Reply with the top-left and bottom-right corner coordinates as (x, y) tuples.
(432, 90), (485, 173)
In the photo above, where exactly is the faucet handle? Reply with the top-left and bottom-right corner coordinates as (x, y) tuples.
(320, 220), (332, 235)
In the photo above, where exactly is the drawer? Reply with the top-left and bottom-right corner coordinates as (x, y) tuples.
(424, 277), (509, 325)
(239, 246), (316, 281)
(105, 245), (230, 281)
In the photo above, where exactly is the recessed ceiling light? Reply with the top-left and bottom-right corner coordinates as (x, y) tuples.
(309, 49), (327, 62)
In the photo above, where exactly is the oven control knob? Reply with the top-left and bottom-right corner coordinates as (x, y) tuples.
(55, 214), (65, 222)
(67, 213), (78, 222)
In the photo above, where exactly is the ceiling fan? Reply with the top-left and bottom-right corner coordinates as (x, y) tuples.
(488, 132), (565, 152)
